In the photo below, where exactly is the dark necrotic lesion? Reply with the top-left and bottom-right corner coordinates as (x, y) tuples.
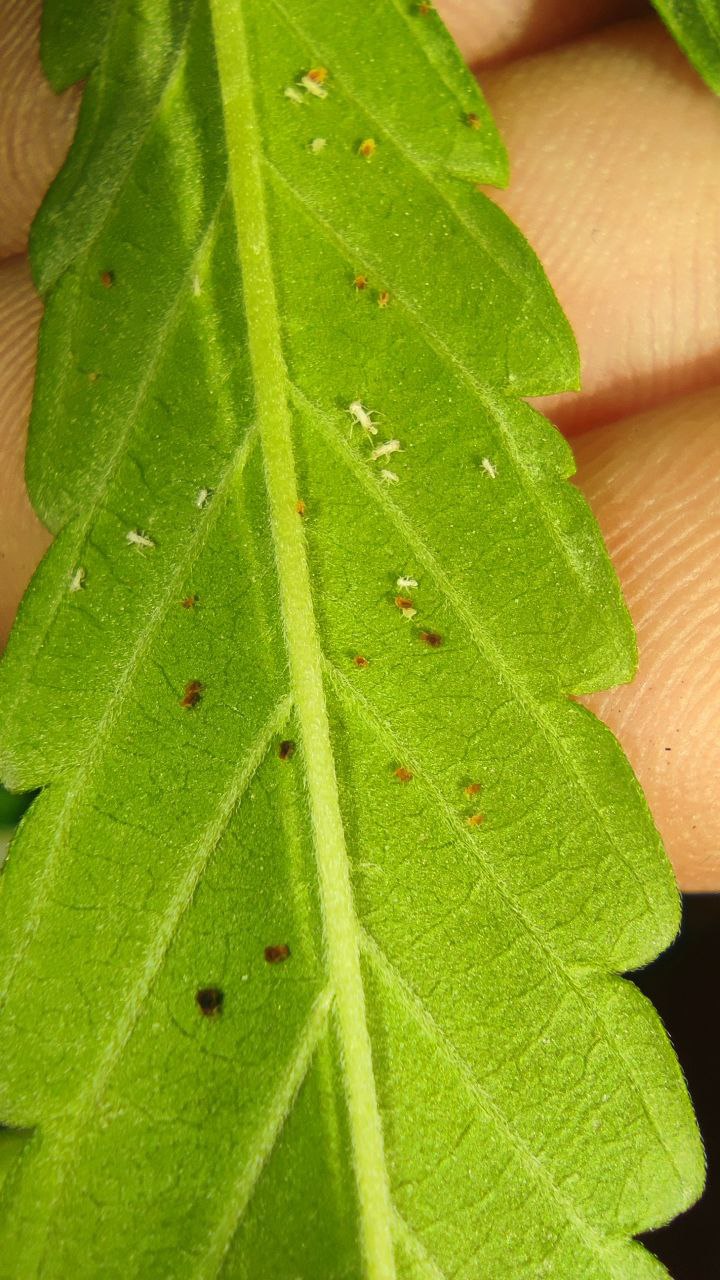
(195, 987), (224, 1017)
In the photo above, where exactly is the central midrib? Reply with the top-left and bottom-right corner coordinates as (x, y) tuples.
(209, 2), (396, 1276)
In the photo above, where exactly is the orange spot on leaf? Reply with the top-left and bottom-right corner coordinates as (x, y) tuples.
(180, 680), (204, 709)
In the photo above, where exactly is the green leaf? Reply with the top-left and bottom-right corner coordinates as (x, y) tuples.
(0, 786), (32, 830)
(0, 1), (703, 1276)
(652, 0), (720, 93)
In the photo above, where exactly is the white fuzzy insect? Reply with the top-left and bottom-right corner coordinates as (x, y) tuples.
(348, 401), (378, 436)
(371, 439), (401, 462)
(126, 529), (155, 549)
(69, 567), (86, 593)
(196, 487), (212, 509)
(379, 469), (399, 485)
(396, 576), (417, 590)
(300, 74), (327, 99)
(309, 137), (326, 153)
(284, 85), (304, 105)
(481, 456), (498, 479)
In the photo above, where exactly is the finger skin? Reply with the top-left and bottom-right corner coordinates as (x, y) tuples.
(481, 20), (720, 432)
(0, 256), (49, 644)
(576, 389), (720, 892)
(0, 0), (79, 258)
(437, 0), (646, 67)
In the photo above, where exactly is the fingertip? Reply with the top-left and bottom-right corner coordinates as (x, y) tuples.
(0, 255), (50, 646)
(574, 390), (720, 892)
(437, 0), (647, 67)
(0, 0), (80, 259)
(480, 20), (720, 434)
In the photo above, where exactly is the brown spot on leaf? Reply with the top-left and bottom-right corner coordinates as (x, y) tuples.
(196, 987), (223, 1016)
(264, 944), (290, 964)
(278, 740), (296, 761)
(180, 680), (204, 709)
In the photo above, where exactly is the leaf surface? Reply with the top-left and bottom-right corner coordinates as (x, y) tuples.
(0, 1), (703, 1276)
(652, 0), (720, 92)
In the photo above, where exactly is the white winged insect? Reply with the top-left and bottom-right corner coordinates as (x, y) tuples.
(126, 529), (155, 549)
(371, 439), (401, 463)
(348, 401), (378, 437)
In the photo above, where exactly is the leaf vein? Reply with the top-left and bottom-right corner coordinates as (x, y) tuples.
(0, 419), (260, 1007)
(41, 0), (200, 294)
(361, 929), (622, 1275)
(201, 985), (334, 1279)
(324, 658), (688, 1204)
(296, 386), (652, 915)
(265, 0), (527, 298)
(31, 692), (294, 1272)
(2, 183), (231, 741)
(266, 160), (618, 678)
(211, 3), (397, 1274)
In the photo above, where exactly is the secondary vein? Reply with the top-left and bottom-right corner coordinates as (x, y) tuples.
(202, 985), (334, 1278)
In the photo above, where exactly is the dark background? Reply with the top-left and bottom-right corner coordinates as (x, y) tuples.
(638, 895), (718, 1277)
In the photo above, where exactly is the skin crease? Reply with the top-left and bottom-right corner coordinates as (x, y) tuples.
(0, 1), (718, 889)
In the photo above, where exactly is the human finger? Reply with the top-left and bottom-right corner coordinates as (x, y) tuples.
(0, 0), (79, 258)
(437, 0), (647, 68)
(479, 20), (720, 433)
(576, 388), (720, 892)
(0, 254), (49, 645)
